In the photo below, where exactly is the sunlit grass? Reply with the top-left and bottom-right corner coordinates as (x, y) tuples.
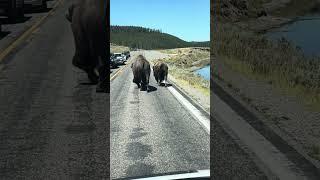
(110, 44), (130, 53)
(213, 24), (320, 110)
(154, 48), (210, 97)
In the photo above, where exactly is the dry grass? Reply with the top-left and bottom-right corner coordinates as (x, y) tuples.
(157, 48), (210, 96)
(213, 23), (320, 109)
(110, 44), (130, 53)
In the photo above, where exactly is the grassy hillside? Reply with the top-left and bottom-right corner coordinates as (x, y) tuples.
(110, 26), (209, 50)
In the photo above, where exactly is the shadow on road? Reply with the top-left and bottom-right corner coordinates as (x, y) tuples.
(65, 123), (96, 134)
(146, 85), (157, 92)
(79, 82), (97, 85)
(0, 16), (31, 25)
(159, 83), (172, 87)
(0, 31), (10, 40)
(24, 7), (53, 14)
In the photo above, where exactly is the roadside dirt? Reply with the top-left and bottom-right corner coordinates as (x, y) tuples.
(217, 0), (320, 32)
(148, 49), (210, 113)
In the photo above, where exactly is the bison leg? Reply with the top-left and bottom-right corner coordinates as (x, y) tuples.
(87, 68), (99, 84)
(164, 74), (168, 87)
(72, 53), (99, 84)
(96, 56), (110, 93)
(133, 77), (141, 88)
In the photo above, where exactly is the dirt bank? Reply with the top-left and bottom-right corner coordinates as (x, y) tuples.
(154, 48), (210, 112)
(216, 0), (320, 32)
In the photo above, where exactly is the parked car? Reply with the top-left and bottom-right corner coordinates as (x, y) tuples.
(24, 0), (47, 10)
(110, 53), (117, 68)
(0, 0), (24, 20)
(123, 51), (130, 60)
(121, 53), (127, 62)
(113, 53), (126, 65)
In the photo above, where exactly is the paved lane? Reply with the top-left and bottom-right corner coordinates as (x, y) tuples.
(0, 0), (109, 178)
(110, 51), (210, 179)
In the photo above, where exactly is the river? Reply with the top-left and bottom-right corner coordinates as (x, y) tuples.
(195, 65), (210, 81)
(266, 14), (320, 57)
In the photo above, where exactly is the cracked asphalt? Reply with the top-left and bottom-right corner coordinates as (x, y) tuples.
(0, 0), (109, 179)
(110, 51), (210, 179)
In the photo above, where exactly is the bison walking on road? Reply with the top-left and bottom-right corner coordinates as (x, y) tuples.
(131, 55), (151, 91)
(66, 0), (109, 93)
(153, 61), (168, 87)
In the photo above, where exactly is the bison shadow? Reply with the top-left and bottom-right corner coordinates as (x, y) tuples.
(145, 85), (157, 92)
(158, 83), (172, 87)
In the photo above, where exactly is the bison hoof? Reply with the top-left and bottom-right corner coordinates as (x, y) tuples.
(87, 73), (99, 84)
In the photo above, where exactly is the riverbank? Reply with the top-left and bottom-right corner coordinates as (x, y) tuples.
(218, 0), (320, 33)
(214, 23), (320, 109)
(213, 0), (320, 162)
(155, 48), (210, 112)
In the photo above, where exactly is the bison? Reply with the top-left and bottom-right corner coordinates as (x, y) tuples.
(131, 55), (151, 91)
(153, 61), (168, 87)
(66, 0), (109, 93)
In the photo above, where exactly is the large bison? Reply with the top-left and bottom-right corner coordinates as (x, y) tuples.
(153, 61), (168, 87)
(131, 55), (151, 91)
(66, 0), (109, 93)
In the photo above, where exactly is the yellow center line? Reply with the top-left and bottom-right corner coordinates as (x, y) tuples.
(0, 0), (63, 63)
(110, 59), (132, 81)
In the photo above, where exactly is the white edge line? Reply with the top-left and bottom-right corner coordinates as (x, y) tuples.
(167, 86), (210, 134)
(132, 169), (210, 180)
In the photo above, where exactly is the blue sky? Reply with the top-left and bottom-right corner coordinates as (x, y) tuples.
(110, 0), (210, 42)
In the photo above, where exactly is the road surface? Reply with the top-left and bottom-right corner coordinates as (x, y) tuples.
(0, 0), (109, 179)
(110, 50), (210, 179)
(0, 0), (295, 179)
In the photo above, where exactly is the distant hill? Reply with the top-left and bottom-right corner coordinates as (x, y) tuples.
(110, 25), (210, 50)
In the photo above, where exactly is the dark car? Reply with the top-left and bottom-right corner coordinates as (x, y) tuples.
(0, 0), (24, 21)
(123, 51), (130, 60)
(110, 53), (117, 68)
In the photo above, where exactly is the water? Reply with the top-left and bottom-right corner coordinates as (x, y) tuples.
(266, 14), (320, 57)
(195, 65), (210, 80)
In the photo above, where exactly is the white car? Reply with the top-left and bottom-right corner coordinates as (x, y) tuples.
(113, 53), (126, 65)
(24, 0), (47, 10)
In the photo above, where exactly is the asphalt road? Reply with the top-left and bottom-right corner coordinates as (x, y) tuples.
(0, 0), (109, 179)
(110, 51), (210, 179)
(0, 0), (287, 179)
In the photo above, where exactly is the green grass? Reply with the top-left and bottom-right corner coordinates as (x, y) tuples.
(213, 24), (320, 110)
(110, 26), (209, 50)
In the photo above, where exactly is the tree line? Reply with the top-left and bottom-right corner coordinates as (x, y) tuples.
(110, 25), (209, 50)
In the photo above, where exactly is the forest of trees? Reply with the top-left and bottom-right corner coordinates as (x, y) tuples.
(110, 26), (210, 50)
